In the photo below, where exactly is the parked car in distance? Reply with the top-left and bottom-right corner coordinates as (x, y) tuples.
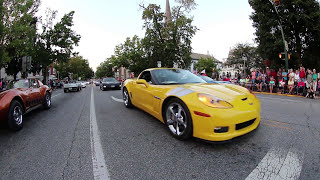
(64, 81), (81, 93)
(95, 80), (101, 86)
(0, 78), (52, 131)
(80, 81), (86, 88)
(100, 77), (121, 91)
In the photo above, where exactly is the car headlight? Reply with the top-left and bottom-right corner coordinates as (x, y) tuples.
(197, 93), (233, 109)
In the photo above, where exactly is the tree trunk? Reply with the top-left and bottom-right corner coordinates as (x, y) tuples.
(43, 67), (48, 85)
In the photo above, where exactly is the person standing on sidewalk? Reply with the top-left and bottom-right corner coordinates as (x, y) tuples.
(306, 69), (313, 89)
(251, 69), (256, 84)
(299, 67), (306, 83)
(312, 69), (318, 96)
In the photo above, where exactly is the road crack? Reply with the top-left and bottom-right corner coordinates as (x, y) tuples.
(61, 93), (88, 180)
(303, 101), (320, 142)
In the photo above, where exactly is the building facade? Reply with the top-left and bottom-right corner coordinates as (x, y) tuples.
(190, 53), (222, 73)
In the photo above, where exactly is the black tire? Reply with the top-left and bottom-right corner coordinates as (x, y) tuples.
(123, 87), (133, 108)
(43, 92), (51, 109)
(163, 98), (193, 140)
(64, 89), (68, 93)
(7, 100), (24, 131)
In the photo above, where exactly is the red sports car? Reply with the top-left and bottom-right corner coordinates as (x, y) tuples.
(0, 78), (52, 131)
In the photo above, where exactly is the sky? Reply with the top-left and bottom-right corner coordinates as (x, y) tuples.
(38, 0), (256, 71)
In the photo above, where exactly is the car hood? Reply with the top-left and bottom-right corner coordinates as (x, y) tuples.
(102, 82), (120, 85)
(64, 83), (78, 86)
(0, 91), (8, 100)
(171, 83), (250, 101)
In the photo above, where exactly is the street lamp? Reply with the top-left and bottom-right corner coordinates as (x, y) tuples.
(268, 0), (289, 72)
(242, 56), (247, 77)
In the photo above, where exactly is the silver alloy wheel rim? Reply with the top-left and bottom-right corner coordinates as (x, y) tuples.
(166, 103), (187, 136)
(46, 94), (51, 107)
(123, 90), (129, 106)
(13, 106), (23, 125)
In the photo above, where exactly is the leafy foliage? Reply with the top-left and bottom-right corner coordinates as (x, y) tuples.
(195, 57), (219, 77)
(95, 57), (115, 78)
(0, 0), (40, 79)
(141, 1), (197, 69)
(33, 10), (81, 83)
(113, 36), (146, 75)
(55, 56), (93, 80)
(101, 0), (198, 77)
(249, 0), (320, 69)
(226, 43), (263, 75)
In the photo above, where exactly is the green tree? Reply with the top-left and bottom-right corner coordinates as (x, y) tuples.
(95, 59), (114, 78)
(113, 36), (147, 75)
(227, 43), (263, 75)
(249, 0), (320, 69)
(195, 57), (219, 77)
(0, 0), (39, 79)
(33, 9), (81, 83)
(141, 0), (198, 69)
(55, 56), (93, 80)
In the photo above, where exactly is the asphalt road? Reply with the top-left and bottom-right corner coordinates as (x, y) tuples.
(0, 84), (319, 180)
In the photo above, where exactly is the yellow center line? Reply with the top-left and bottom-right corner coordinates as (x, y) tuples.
(264, 119), (290, 126)
(262, 122), (292, 130)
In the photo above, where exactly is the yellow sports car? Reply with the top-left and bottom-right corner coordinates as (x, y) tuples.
(123, 68), (260, 141)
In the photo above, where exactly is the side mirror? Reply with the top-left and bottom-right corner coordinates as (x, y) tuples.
(136, 79), (149, 87)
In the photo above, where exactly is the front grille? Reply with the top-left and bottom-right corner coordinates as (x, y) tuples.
(236, 118), (256, 130)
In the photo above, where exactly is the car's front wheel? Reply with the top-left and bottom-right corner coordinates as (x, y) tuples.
(43, 92), (51, 109)
(123, 88), (133, 108)
(64, 89), (68, 93)
(7, 100), (24, 131)
(164, 98), (193, 140)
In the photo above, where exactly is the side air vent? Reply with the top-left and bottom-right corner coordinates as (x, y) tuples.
(241, 97), (248, 101)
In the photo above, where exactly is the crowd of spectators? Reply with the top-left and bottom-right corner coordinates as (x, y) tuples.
(226, 67), (320, 98)
(0, 78), (9, 92)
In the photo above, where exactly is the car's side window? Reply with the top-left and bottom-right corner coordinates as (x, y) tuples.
(139, 71), (153, 84)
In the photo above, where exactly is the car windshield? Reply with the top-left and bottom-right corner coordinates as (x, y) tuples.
(152, 69), (206, 85)
(103, 78), (118, 82)
(6, 80), (29, 89)
(199, 76), (214, 82)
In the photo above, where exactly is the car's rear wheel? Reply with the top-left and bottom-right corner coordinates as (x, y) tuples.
(7, 100), (24, 131)
(43, 92), (51, 109)
(123, 88), (133, 108)
(164, 98), (193, 140)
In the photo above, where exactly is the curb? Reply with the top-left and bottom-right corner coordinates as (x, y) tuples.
(252, 91), (320, 99)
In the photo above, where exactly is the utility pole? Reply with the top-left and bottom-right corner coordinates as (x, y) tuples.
(269, 0), (289, 72)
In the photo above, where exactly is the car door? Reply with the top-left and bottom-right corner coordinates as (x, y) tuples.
(131, 71), (155, 114)
(29, 79), (42, 106)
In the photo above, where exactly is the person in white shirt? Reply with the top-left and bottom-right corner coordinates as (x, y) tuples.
(288, 69), (295, 79)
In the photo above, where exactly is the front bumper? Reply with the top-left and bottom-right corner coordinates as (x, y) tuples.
(189, 96), (261, 141)
(65, 87), (78, 91)
(102, 84), (121, 89)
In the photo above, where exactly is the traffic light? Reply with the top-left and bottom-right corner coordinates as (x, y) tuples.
(274, 0), (280, 6)
(278, 53), (291, 60)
